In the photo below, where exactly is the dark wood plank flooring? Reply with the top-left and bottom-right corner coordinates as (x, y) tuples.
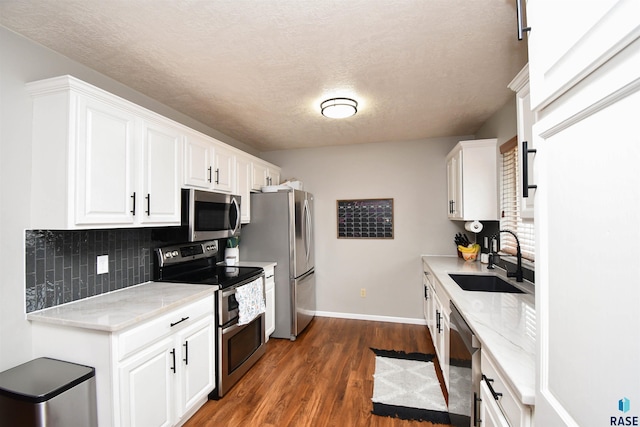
(184, 317), (452, 427)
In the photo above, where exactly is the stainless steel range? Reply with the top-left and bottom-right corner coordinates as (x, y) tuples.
(155, 240), (266, 398)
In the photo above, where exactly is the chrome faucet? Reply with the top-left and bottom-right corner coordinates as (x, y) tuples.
(488, 229), (524, 282)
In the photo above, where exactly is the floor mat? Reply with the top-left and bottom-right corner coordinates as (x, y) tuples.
(371, 348), (451, 424)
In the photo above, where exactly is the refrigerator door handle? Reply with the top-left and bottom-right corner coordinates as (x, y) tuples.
(303, 199), (311, 262)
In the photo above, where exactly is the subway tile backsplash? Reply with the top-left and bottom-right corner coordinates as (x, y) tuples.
(25, 229), (153, 312)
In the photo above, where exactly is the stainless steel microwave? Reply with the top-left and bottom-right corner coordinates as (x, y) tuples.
(182, 189), (241, 242)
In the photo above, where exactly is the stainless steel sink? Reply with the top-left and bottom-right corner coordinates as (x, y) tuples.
(448, 274), (524, 293)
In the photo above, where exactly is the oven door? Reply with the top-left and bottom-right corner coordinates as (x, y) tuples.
(184, 189), (241, 241)
(215, 313), (265, 398)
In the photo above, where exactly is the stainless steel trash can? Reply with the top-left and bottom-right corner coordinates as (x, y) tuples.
(0, 357), (97, 427)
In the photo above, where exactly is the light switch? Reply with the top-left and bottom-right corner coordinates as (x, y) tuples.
(97, 255), (109, 275)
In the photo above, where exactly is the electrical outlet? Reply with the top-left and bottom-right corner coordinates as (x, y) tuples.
(97, 255), (109, 275)
(484, 236), (489, 249)
(492, 238), (498, 253)
(360, 288), (366, 298)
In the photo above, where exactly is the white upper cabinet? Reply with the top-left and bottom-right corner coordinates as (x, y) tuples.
(183, 131), (214, 190)
(251, 160), (281, 191)
(509, 65), (535, 220)
(183, 132), (236, 194)
(27, 75), (281, 228)
(212, 144), (236, 194)
(527, 0), (640, 110)
(27, 76), (182, 229)
(445, 139), (498, 221)
(139, 118), (183, 225)
(235, 154), (252, 223)
(74, 93), (138, 225)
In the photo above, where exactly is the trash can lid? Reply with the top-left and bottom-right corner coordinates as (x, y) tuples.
(0, 357), (95, 403)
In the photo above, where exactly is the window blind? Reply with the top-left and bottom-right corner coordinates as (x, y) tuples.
(500, 139), (535, 262)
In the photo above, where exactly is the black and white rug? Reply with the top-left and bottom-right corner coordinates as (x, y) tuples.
(371, 348), (451, 424)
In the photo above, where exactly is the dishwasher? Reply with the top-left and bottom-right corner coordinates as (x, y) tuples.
(448, 302), (481, 427)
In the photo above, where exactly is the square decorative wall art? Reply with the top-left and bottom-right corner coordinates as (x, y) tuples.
(337, 199), (394, 239)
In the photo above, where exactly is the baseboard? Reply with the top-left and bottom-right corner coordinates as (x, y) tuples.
(315, 311), (427, 326)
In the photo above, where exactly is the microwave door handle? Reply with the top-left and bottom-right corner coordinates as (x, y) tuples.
(231, 197), (241, 234)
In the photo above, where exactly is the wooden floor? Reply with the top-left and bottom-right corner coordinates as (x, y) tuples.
(184, 317), (452, 427)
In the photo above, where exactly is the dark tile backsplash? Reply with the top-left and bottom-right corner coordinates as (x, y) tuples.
(25, 229), (154, 312)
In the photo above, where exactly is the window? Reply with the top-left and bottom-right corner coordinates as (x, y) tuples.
(500, 136), (535, 262)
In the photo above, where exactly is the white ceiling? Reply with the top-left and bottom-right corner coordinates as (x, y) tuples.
(0, 0), (527, 152)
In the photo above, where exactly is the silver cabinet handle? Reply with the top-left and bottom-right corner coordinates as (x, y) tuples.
(516, 0), (531, 40)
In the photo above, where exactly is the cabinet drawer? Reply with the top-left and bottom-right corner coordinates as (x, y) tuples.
(481, 351), (531, 427)
(118, 295), (214, 360)
(264, 267), (274, 290)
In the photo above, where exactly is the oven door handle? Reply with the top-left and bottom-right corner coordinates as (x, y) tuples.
(221, 313), (264, 336)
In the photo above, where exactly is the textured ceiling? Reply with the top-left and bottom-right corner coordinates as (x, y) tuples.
(0, 0), (527, 151)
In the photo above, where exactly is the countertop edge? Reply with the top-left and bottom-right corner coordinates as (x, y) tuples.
(27, 283), (217, 332)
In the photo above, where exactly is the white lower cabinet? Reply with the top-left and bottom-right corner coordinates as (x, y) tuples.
(264, 265), (276, 340)
(31, 294), (215, 427)
(120, 336), (174, 427)
(178, 317), (215, 416)
(480, 351), (532, 427)
(479, 379), (510, 427)
(433, 289), (450, 391)
(423, 261), (449, 390)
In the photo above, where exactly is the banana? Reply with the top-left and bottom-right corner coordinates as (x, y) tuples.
(458, 244), (480, 253)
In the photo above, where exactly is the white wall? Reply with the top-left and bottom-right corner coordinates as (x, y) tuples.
(262, 137), (466, 322)
(0, 27), (251, 371)
(475, 96), (517, 146)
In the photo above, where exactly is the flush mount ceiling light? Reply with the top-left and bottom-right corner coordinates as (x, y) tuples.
(320, 98), (358, 119)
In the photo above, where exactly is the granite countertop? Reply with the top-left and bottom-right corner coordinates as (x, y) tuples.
(26, 282), (217, 332)
(421, 255), (536, 406)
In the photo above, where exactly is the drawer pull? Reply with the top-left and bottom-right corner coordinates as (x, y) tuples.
(170, 316), (190, 327)
(482, 374), (503, 400)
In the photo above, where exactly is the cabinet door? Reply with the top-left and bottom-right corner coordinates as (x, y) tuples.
(177, 316), (215, 417)
(213, 145), (236, 193)
(426, 283), (436, 346)
(119, 337), (174, 427)
(265, 281), (275, 340)
(184, 133), (213, 189)
(75, 95), (137, 225)
(446, 150), (462, 219)
(251, 162), (268, 191)
(236, 155), (252, 223)
(267, 168), (280, 186)
(479, 380), (510, 427)
(139, 118), (182, 225)
(527, 0), (640, 110)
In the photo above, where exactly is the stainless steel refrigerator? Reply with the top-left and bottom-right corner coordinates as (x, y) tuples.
(239, 189), (315, 340)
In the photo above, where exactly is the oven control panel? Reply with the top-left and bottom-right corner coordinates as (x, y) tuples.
(156, 240), (218, 266)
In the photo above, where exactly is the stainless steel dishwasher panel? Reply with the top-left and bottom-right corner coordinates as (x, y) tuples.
(448, 302), (481, 427)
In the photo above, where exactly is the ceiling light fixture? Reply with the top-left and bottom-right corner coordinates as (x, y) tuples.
(320, 98), (358, 119)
